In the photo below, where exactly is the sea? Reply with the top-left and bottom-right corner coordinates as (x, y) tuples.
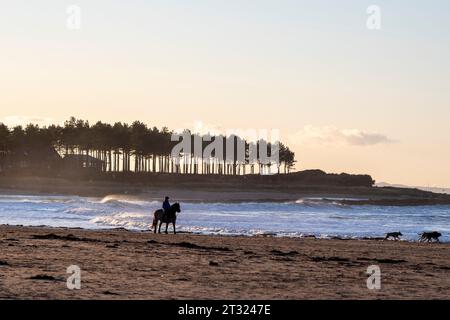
(0, 194), (449, 242)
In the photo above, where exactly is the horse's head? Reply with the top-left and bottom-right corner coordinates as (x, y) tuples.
(172, 202), (181, 213)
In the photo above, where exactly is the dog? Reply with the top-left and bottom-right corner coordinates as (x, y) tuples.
(419, 231), (442, 242)
(385, 232), (403, 240)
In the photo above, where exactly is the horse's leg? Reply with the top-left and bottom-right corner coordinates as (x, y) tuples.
(165, 222), (169, 234)
(158, 221), (162, 234)
(173, 222), (176, 235)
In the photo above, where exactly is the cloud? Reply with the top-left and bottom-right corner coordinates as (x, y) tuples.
(0, 116), (57, 128)
(289, 125), (394, 147)
(189, 120), (224, 136)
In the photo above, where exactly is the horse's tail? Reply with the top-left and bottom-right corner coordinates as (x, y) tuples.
(152, 211), (158, 228)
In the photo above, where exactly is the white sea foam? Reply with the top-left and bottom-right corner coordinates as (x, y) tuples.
(0, 194), (449, 241)
(91, 212), (150, 230)
(99, 195), (158, 206)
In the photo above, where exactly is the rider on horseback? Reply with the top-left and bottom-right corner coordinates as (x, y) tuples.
(153, 199), (181, 234)
(162, 196), (171, 217)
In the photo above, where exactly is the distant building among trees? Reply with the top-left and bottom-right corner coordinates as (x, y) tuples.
(63, 154), (106, 172)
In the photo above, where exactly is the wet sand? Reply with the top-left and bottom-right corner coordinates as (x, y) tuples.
(0, 225), (449, 299)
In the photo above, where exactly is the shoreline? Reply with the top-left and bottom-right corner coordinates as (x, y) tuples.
(1, 224), (449, 299)
(0, 223), (446, 243)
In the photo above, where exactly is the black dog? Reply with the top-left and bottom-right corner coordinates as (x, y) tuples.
(419, 231), (442, 242)
(385, 232), (403, 240)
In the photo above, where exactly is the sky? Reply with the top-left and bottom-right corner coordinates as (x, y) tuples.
(1, 0), (449, 187)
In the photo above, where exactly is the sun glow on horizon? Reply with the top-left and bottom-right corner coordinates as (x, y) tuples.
(1, 1), (450, 186)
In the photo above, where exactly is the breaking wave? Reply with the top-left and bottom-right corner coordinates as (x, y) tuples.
(0, 194), (449, 242)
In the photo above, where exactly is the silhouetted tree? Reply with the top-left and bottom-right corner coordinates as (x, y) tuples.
(0, 118), (297, 175)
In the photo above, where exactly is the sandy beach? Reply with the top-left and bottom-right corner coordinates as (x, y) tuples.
(0, 225), (449, 300)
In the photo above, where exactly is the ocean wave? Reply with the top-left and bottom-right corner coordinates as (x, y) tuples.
(90, 211), (151, 230)
(293, 198), (349, 207)
(98, 195), (159, 206)
(63, 207), (99, 215)
(0, 194), (449, 242)
(0, 198), (77, 205)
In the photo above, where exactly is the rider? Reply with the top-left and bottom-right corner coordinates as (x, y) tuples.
(162, 196), (171, 215)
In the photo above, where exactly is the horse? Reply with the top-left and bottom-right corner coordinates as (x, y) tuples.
(152, 202), (181, 234)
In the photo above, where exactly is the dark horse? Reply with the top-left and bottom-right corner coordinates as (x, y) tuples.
(152, 203), (181, 234)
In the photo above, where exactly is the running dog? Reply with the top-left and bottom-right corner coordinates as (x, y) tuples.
(419, 231), (442, 242)
(385, 232), (403, 241)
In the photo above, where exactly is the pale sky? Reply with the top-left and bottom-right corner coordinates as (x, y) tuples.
(1, 0), (449, 187)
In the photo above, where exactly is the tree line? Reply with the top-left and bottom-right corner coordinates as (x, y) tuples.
(0, 117), (296, 175)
